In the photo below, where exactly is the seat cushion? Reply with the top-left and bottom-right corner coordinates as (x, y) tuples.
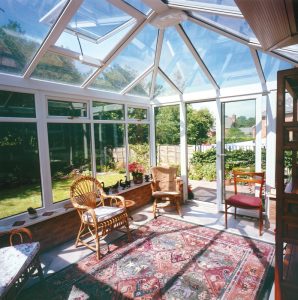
(227, 194), (262, 208)
(0, 242), (40, 296)
(83, 206), (126, 223)
(152, 191), (180, 197)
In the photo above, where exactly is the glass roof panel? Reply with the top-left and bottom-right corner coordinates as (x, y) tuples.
(160, 27), (213, 92)
(127, 72), (153, 97)
(91, 25), (157, 92)
(275, 45), (298, 63)
(31, 51), (97, 85)
(154, 72), (178, 98)
(124, 0), (151, 15)
(0, 0), (66, 75)
(56, 21), (135, 61)
(192, 11), (256, 40)
(258, 51), (293, 82)
(188, 0), (238, 7)
(183, 21), (260, 88)
(66, 0), (132, 40)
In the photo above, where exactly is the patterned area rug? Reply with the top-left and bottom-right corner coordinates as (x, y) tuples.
(21, 217), (274, 300)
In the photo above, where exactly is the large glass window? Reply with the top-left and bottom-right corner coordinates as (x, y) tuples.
(128, 107), (148, 120)
(48, 100), (87, 117)
(94, 124), (126, 187)
(155, 105), (180, 167)
(128, 124), (150, 176)
(0, 91), (35, 118)
(92, 102), (124, 120)
(0, 123), (42, 219)
(48, 123), (91, 203)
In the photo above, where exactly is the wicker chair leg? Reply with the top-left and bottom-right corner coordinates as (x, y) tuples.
(176, 198), (182, 217)
(95, 229), (100, 260)
(153, 198), (157, 218)
(75, 223), (84, 247)
(225, 202), (228, 229)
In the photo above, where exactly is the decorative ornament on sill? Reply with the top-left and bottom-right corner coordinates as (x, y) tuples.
(27, 207), (38, 219)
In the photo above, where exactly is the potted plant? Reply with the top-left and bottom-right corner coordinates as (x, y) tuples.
(128, 162), (145, 184)
(27, 207), (38, 219)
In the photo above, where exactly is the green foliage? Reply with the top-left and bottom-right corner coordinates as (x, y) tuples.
(225, 127), (253, 143)
(190, 148), (256, 181)
(187, 107), (214, 145)
(129, 144), (150, 173)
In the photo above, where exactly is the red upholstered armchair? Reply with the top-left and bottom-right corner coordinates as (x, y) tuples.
(225, 171), (265, 236)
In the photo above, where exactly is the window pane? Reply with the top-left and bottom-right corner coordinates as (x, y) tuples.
(32, 52), (97, 85)
(154, 73), (177, 98)
(127, 72), (152, 97)
(0, 91), (35, 118)
(0, 123), (42, 219)
(48, 100), (87, 117)
(91, 25), (157, 92)
(123, 0), (151, 15)
(128, 107), (148, 120)
(128, 124), (150, 175)
(155, 105), (180, 167)
(183, 21), (259, 88)
(48, 123), (91, 203)
(66, 0), (132, 40)
(160, 27), (213, 93)
(0, 0), (66, 75)
(92, 102), (124, 120)
(94, 124), (126, 188)
(258, 51), (293, 82)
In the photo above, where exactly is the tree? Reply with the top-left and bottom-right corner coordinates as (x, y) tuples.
(155, 105), (180, 145)
(187, 107), (214, 148)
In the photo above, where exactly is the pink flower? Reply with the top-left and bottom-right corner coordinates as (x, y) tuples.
(128, 162), (145, 176)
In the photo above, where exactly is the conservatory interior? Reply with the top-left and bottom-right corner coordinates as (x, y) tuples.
(0, 0), (298, 299)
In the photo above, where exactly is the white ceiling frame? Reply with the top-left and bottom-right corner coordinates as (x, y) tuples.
(82, 12), (155, 88)
(121, 64), (154, 95)
(49, 45), (102, 68)
(23, 0), (84, 78)
(108, 0), (146, 21)
(150, 29), (164, 99)
(158, 67), (183, 95)
(189, 15), (298, 66)
(96, 18), (137, 44)
(141, 0), (168, 13)
(167, 0), (242, 18)
(176, 24), (219, 91)
(250, 49), (268, 93)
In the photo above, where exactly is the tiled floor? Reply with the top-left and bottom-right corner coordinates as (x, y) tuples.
(27, 199), (275, 298)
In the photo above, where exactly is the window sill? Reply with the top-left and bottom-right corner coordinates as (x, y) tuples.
(0, 182), (151, 233)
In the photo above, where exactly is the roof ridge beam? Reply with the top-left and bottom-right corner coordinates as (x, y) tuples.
(121, 64), (154, 95)
(150, 29), (164, 99)
(24, 0), (84, 78)
(250, 49), (268, 93)
(176, 24), (219, 91)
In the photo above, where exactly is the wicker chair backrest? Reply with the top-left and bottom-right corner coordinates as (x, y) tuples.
(70, 176), (104, 208)
(151, 166), (178, 191)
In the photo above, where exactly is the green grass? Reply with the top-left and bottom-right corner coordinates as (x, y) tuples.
(0, 172), (126, 219)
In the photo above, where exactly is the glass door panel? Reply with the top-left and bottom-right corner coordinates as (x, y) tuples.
(222, 99), (256, 201)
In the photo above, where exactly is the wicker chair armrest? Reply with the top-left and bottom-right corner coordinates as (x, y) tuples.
(104, 194), (126, 207)
(176, 178), (183, 192)
(73, 204), (91, 211)
(86, 208), (97, 224)
(151, 180), (160, 192)
(9, 227), (33, 245)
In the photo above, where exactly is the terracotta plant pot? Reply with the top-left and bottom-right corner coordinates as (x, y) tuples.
(133, 174), (143, 184)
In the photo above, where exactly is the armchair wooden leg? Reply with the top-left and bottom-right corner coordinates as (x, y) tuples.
(234, 207), (237, 219)
(259, 207), (263, 236)
(225, 202), (228, 229)
(75, 222), (84, 247)
(125, 220), (132, 242)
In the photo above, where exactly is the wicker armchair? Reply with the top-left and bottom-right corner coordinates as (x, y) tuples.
(151, 166), (183, 218)
(70, 176), (131, 259)
(0, 228), (44, 299)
